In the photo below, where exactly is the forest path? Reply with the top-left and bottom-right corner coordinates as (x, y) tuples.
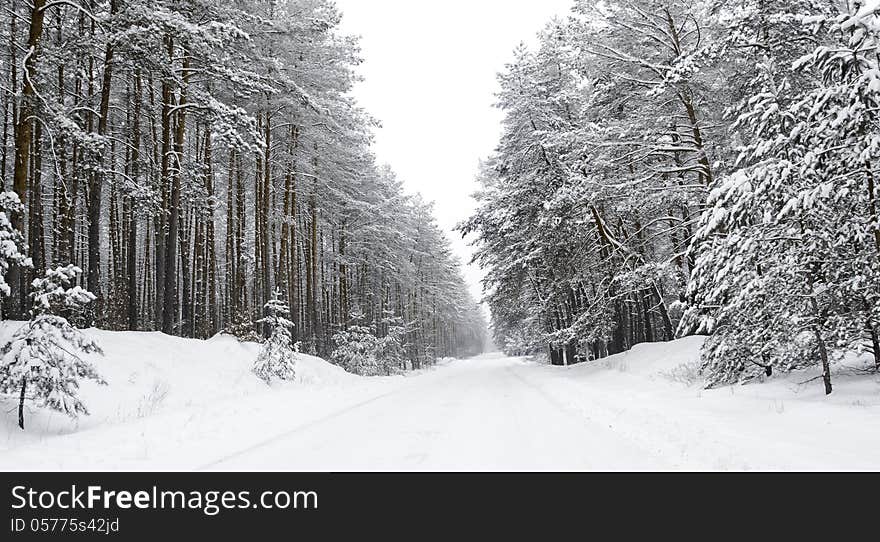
(202, 353), (671, 471)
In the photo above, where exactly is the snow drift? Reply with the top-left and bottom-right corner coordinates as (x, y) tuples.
(0, 322), (385, 470)
(524, 336), (880, 470)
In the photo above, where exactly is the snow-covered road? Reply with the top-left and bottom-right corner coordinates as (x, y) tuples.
(201, 353), (670, 471)
(2, 333), (879, 471)
(198, 345), (880, 472)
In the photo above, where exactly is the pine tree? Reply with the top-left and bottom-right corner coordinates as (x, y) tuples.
(378, 311), (408, 374)
(0, 191), (30, 300)
(252, 290), (297, 385)
(0, 265), (103, 429)
(680, 1), (880, 393)
(330, 309), (384, 376)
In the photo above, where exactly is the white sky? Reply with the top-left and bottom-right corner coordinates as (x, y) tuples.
(334, 0), (573, 302)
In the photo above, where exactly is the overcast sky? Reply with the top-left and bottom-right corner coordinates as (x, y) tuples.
(334, 0), (573, 302)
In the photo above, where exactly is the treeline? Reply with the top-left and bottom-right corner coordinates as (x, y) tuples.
(461, 0), (880, 392)
(0, 0), (486, 363)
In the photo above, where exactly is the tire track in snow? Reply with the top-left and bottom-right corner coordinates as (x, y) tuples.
(503, 365), (686, 469)
(196, 370), (464, 471)
(196, 388), (406, 471)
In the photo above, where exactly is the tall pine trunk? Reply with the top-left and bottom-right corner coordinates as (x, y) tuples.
(11, 0), (48, 317)
(162, 49), (188, 335)
(127, 71), (142, 330)
(88, 0), (119, 323)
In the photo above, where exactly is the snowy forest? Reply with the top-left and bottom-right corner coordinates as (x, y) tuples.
(0, 0), (488, 392)
(462, 0), (880, 394)
(1, 0), (879, 473)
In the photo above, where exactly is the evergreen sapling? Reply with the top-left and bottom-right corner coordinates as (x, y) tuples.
(0, 265), (103, 429)
(253, 290), (298, 384)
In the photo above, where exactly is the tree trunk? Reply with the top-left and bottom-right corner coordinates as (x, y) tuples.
(162, 48), (188, 335)
(814, 327), (833, 396)
(29, 121), (44, 275)
(180, 207), (193, 337)
(0, 7), (13, 186)
(225, 149), (236, 326)
(235, 152), (247, 315)
(279, 126), (298, 330)
(869, 322), (880, 371)
(641, 289), (654, 343)
(156, 51), (171, 331)
(11, 0), (48, 317)
(308, 162), (319, 351)
(806, 273), (832, 395)
(127, 71), (142, 330)
(254, 115), (264, 318)
(88, 0), (119, 321)
(18, 379), (27, 430)
(203, 127), (218, 335)
(262, 111), (272, 310)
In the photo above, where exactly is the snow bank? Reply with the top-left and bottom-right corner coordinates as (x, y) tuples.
(578, 336), (706, 379)
(521, 337), (880, 470)
(558, 335), (880, 408)
(0, 322), (363, 466)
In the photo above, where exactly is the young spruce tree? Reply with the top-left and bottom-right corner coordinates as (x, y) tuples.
(0, 265), (103, 429)
(252, 290), (297, 385)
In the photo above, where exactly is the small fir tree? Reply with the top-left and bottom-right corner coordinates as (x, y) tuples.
(331, 310), (410, 376)
(252, 290), (298, 384)
(330, 309), (380, 376)
(0, 265), (103, 429)
(378, 311), (408, 373)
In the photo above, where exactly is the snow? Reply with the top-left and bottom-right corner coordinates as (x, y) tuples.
(1, 325), (878, 471)
(0, 321), (367, 469)
(528, 337), (880, 471)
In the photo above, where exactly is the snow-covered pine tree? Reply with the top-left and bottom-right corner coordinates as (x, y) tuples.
(330, 309), (383, 376)
(329, 309), (415, 376)
(0, 265), (103, 429)
(252, 290), (297, 385)
(378, 311), (408, 373)
(794, 2), (880, 370)
(680, 1), (880, 393)
(461, 2), (721, 363)
(0, 191), (31, 301)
